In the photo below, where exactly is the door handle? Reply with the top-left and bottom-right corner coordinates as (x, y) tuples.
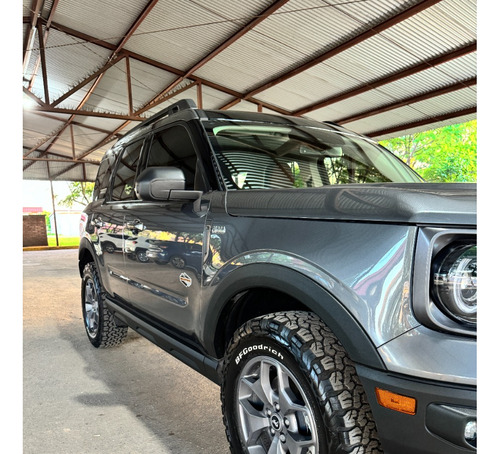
(126, 220), (146, 232)
(92, 216), (105, 228)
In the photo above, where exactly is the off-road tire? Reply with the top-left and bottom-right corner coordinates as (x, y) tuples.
(221, 311), (383, 454)
(81, 262), (128, 348)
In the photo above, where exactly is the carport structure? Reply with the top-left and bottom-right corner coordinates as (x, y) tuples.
(22, 0), (477, 183)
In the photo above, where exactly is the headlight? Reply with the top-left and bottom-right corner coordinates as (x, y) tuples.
(432, 243), (477, 325)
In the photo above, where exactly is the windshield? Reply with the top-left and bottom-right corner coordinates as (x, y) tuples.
(203, 121), (422, 190)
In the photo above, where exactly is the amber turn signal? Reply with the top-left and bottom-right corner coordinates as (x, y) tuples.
(375, 388), (417, 415)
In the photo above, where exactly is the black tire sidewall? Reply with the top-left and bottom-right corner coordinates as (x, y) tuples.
(223, 334), (329, 454)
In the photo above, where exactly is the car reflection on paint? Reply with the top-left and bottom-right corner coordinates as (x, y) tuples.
(146, 241), (203, 271)
(125, 237), (152, 263)
(100, 233), (128, 253)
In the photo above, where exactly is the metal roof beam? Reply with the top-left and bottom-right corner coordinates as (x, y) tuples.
(336, 77), (477, 125)
(23, 0), (44, 72)
(366, 107), (477, 138)
(34, 107), (144, 121)
(25, 1), (160, 170)
(22, 156), (100, 165)
(46, 20), (292, 115)
(26, 0), (60, 91)
(50, 54), (126, 107)
(218, 0), (443, 109)
(36, 20), (50, 104)
(148, 0), (291, 105)
(294, 42), (476, 116)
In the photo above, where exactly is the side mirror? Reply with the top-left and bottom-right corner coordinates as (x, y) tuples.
(135, 167), (201, 202)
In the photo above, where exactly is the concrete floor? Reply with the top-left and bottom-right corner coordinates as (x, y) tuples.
(23, 249), (230, 454)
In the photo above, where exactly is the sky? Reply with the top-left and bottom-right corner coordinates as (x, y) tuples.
(22, 179), (75, 212)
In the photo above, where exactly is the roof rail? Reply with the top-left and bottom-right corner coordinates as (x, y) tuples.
(141, 99), (197, 127)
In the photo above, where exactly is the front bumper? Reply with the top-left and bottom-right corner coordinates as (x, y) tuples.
(356, 364), (476, 453)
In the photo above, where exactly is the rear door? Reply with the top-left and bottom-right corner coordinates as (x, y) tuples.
(95, 138), (146, 301)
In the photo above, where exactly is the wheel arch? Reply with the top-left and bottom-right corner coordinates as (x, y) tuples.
(78, 238), (98, 277)
(204, 263), (385, 370)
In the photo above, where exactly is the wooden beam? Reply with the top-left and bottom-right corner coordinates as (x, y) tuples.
(294, 42), (477, 116)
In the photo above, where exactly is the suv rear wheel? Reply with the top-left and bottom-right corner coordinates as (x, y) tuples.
(221, 311), (383, 453)
(81, 262), (128, 348)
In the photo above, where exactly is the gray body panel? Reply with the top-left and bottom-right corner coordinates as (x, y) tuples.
(199, 185), (476, 384)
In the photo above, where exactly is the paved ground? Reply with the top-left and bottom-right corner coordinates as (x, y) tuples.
(23, 249), (231, 454)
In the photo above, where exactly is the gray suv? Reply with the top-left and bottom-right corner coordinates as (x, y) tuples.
(79, 99), (476, 454)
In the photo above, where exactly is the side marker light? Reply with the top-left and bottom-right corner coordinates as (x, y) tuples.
(375, 388), (417, 415)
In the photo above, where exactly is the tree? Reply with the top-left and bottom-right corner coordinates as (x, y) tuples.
(380, 120), (477, 182)
(59, 182), (95, 208)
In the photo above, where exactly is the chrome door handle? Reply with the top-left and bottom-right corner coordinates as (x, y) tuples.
(126, 220), (146, 231)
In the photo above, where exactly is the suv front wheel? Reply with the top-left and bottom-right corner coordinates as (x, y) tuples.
(81, 262), (128, 348)
(221, 311), (382, 454)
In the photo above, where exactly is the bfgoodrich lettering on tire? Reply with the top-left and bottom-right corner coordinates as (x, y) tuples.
(81, 262), (128, 348)
(221, 311), (383, 453)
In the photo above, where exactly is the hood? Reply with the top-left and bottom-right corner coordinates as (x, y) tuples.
(225, 183), (476, 226)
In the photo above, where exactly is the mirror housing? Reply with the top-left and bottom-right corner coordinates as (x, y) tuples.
(135, 167), (201, 202)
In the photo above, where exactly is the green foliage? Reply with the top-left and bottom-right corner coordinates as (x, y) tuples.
(379, 120), (476, 182)
(59, 182), (95, 208)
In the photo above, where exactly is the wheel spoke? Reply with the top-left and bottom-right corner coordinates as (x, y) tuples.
(285, 431), (316, 454)
(238, 400), (269, 445)
(268, 435), (285, 454)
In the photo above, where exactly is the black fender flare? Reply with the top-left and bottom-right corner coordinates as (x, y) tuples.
(78, 237), (100, 277)
(203, 263), (386, 370)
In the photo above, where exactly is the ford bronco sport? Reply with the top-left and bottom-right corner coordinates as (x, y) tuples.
(79, 99), (476, 453)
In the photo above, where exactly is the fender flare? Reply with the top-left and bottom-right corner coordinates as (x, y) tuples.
(203, 263), (386, 370)
(78, 237), (100, 276)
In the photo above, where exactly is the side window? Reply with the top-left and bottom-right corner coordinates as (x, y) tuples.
(93, 148), (118, 200)
(147, 125), (198, 190)
(111, 140), (144, 201)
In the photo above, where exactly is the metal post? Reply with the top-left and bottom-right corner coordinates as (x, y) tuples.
(49, 179), (59, 247)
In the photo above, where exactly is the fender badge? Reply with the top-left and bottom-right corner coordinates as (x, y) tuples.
(212, 225), (226, 235)
(179, 272), (192, 288)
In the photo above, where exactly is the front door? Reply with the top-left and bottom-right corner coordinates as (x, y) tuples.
(123, 200), (206, 335)
(121, 122), (209, 337)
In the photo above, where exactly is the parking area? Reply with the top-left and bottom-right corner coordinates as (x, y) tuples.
(23, 249), (230, 454)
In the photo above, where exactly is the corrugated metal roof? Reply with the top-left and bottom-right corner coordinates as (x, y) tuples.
(23, 0), (477, 181)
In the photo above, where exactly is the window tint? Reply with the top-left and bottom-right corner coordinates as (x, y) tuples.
(147, 125), (197, 190)
(93, 148), (118, 200)
(204, 124), (422, 189)
(111, 140), (144, 201)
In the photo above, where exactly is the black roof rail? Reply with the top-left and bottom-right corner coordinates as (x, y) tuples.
(141, 99), (197, 127)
